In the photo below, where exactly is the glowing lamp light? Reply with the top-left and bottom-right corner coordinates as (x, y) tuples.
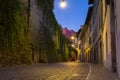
(59, 0), (67, 9)
(71, 36), (75, 40)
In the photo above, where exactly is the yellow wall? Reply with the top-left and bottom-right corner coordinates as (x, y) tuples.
(102, 4), (112, 71)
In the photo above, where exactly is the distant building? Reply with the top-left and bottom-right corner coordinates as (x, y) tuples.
(62, 27), (78, 60)
(62, 27), (70, 38)
(62, 27), (77, 46)
(62, 27), (76, 40)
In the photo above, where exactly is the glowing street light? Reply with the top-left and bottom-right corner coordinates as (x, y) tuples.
(71, 44), (75, 48)
(59, 0), (67, 9)
(71, 36), (75, 40)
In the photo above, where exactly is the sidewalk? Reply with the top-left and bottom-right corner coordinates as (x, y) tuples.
(88, 64), (119, 80)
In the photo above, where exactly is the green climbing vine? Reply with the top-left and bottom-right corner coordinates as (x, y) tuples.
(0, 0), (70, 66)
(0, 0), (32, 66)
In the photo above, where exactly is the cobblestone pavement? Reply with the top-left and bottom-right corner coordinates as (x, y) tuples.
(0, 62), (119, 80)
(88, 64), (119, 80)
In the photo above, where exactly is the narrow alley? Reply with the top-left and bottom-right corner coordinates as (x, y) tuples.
(0, 0), (120, 80)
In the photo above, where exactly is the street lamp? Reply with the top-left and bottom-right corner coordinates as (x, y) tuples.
(71, 36), (75, 40)
(59, 0), (67, 9)
(71, 44), (75, 48)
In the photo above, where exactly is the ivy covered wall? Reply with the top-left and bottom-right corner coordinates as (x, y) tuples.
(0, 0), (70, 66)
(0, 0), (32, 66)
(30, 0), (70, 63)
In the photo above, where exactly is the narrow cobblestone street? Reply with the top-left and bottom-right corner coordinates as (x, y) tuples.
(0, 62), (118, 80)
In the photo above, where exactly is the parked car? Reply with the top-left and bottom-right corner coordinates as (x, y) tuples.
(70, 57), (76, 61)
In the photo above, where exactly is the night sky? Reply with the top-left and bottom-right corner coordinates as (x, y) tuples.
(53, 0), (89, 32)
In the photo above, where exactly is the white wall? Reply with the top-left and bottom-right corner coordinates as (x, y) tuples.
(115, 0), (120, 78)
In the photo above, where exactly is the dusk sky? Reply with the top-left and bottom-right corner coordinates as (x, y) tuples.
(53, 0), (89, 32)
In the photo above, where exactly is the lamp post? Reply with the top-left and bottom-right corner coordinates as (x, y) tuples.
(70, 36), (75, 46)
(59, 0), (67, 9)
(71, 36), (74, 40)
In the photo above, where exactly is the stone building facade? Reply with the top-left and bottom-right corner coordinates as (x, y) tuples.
(113, 0), (120, 78)
(28, 0), (68, 63)
(29, 0), (55, 63)
(77, 0), (120, 78)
